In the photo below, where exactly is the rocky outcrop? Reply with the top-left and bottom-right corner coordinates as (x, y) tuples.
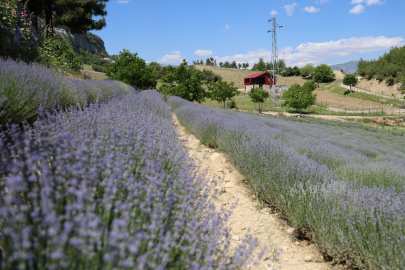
(53, 27), (107, 55)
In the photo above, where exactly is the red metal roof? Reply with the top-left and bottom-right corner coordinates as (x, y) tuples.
(244, 72), (271, 79)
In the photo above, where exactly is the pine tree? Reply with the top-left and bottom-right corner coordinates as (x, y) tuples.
(29, 0), (109, 35)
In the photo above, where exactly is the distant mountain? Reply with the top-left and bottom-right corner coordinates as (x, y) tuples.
(329, 60), (359, 74)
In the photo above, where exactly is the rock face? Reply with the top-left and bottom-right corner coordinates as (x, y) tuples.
(54, 28), (107, 55)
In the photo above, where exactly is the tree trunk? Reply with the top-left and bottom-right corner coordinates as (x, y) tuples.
(300, 108), (302, 116)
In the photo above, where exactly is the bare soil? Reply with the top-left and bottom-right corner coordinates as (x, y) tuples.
(173, 114), (344, 270)
(333, 70), (345, 80)
(356, 78), (403, 98)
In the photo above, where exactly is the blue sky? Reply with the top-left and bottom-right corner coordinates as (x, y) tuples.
(90, 0), (405, 68)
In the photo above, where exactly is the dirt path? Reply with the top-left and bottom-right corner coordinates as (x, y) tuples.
(173, 114), (342, 270)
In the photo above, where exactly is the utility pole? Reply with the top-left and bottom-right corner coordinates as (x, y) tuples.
(268, 18), (282, 107)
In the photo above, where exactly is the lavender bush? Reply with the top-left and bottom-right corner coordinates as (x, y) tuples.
(168, 96), (405, 269)
(0, 90), (258, 269)
(0, 58), (132, 126)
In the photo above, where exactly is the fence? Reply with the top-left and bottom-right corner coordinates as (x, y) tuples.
(339, 84), (405, 109)
(205, 99), (405, 117)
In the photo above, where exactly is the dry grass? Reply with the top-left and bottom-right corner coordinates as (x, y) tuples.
(80, 70), (108, 80)
(192, 65), (309, 89)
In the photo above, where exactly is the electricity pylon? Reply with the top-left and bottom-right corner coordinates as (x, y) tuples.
(268, 18), (282, 107)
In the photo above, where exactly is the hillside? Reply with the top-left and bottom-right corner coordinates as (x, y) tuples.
(357, 45), (405, 82)
(192, 65), (308, 89)
(329, 60), (358, 74)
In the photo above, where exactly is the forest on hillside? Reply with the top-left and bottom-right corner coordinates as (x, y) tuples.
(357, 46), (405, 85)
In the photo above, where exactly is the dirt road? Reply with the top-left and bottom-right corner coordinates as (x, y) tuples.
(174, 114), (344, 270)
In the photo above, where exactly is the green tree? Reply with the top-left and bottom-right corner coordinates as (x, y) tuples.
(158, 60), (207, 103)
(105, 49), (157, 89)
(313, 73), (323, 88)
(313, 64), (336, 83)
(343, 74), (358, 88)
(28, 0), (108, 36)
(219, 62), (223, 67)
(283, 83), (317, 115)
(244, 63), (249, 70)
(303, 80), (317, 91)
(300, 63), (315, 78)
(293, 66), (300, 76)
(254, 58), (266, 71)
(209, 81), (239, 108)
(248, 87), (269, 113)
(238, 63), (242, 69)
(231, 61), (237, 69)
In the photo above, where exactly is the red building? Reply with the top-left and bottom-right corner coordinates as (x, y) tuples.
(244, 72), (276, 92)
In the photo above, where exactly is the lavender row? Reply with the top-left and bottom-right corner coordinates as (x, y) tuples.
(0, 90), (257, 269)
(0, 58), (133, 126)
(168, 96), (405, 269)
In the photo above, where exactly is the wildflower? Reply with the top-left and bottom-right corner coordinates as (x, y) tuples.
(28, 22), (32, 26)
(21, 11), (23, 14)
(24, 14), (28, 17)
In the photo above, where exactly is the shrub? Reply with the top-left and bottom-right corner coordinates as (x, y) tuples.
(168, 96), (405, 269)
(386, 76), (395, 86)
(0, 58), (129, 126)
(0, 90), (258, 269)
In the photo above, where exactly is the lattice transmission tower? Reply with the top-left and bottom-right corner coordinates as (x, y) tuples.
(268, 18), (283, 107)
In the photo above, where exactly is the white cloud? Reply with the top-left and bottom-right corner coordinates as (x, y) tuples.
(365, 0), (386, 5)
(304, 6), (320, 13)
(117, 0), (130, 3)
(213, 36), (405, 68)
(270, 10), (277, 15)
(194, 49), (213, 57)
(223, 24), (230, 31)
(315, 0), (329, 3)
(350, 4), (365, 14)
(351, 0), (385, 5)
(158, 51), (184, 63)
(283, 3), (298, 17)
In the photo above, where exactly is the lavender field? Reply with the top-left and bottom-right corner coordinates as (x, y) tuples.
(168, 96), (405, 269)
(0, 90), (259, 269)
(0, 58), (132, 126)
